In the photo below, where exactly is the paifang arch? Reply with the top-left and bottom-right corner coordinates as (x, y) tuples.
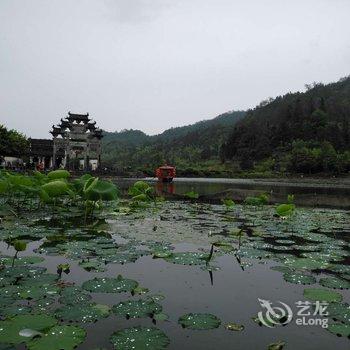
(49, 112), (103, 171)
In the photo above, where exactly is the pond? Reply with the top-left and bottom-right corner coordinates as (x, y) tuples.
(113, 177), (350, 209)
(0, 190), (349, 349)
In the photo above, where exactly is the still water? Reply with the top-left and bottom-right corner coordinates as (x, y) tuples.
(1, 199), (348, 350)
(113, 177), (350, 209)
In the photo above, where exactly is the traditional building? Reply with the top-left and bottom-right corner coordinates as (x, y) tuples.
(29, 112), (103, 171)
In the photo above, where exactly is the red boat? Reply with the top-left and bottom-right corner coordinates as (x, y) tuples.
(156, 165), (176, 182)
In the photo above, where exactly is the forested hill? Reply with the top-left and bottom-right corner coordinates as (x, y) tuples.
(222, 77), (350, 174)
(102, 110), (245, 173)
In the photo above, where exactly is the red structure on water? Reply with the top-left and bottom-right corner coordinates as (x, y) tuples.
(155, 165), (176, 182)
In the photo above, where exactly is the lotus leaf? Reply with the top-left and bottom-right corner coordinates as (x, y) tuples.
(47, 170), (70, 180)
(28, 325), (86, 350)
(41, 180), (69, 198)
(0, 314), (57, 344)
(284, 257), (330, 270)
(178, 313), (221, 330)
(110, 326), (169, 350)
(55, 303), (110, 323)
(112, 299), (162, 319)
(84, 179), (118, 201)
(225, 323), (244, 331)
(0, 256), (44, 266)
(19, 284), (59, 300)
(59, 286), (92, 305)
(164, 252), (208, 265)
(327, 323), (350, 337)
(319, 277), (350, 290)
(268, 341), (285, 350)
(153, 313), (169, 321)
(0, 305), (31, 317)
(303, 288), (342, 302)
(275, 204), (295, 218)
(326, 302), (350, 324)
(82, 275), (138, 293)
(283, 272), (316, 285)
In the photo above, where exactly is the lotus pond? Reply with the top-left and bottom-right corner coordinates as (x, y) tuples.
(0, 172), (349, 349)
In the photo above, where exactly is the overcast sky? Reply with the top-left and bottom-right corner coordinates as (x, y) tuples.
(1, 0), (349, 138)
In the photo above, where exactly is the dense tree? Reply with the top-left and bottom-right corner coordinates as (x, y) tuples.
(0, 125), (28, 158)
(222, 76), (350, 173)
(101, 111), (245, 172)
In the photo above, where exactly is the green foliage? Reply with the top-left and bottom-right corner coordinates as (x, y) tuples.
(222, 77), (350, 174)
(128, 181), (152, 202)
(47, 170), (70, 180)
(101, 111), (245, 172)
(275, 203), (295, 218)
(185, 191), (199, 199)
(41, 180), (70, 199)
(222, 198), (235, 209)
(0, 125), (28, 157)
(244, 193), (269, 205)
(83, 179), (118, 201)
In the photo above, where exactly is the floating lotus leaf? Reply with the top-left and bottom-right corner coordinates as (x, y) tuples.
(32, 298), (56, 313)
(132, 286), (149, 295)
(153, 251), (173, 259)
(164, 252), (208, 265)
(79, 260), (106, 272)
(270, 266), (295, 273)
(153, 313), (169, 321)
(225, 323), (244, 331)
(303, 288), (342, 302)
(112, 299), (162, 319)
(301, 252), (344, 262)
(0, 256), (44, 266)
(275, 240), (295, 245)
(148, 294), (165, 302)
(21, 273), (58, 286)
(319, 277), (350, 290)
(55, 303), (110, 323)
(0, 305), (31, 317)
(82, 275), (138, 293)
(110, 326), (170, 350)
(237, 248), (272, 259)
(0, 276), (16, 288)
(104, 252), (140, 264)
(19, 284), (59, 300)
(326, 302), (350, 324)
(178, 313), (221, 330)
(327, 323), (350, 337)
(0, 285), (21, 300)
(329, 264), (350, 274)
(283, 272), (316, 285)
(268, 341), (285, 350)
(59, 286), (92, 305)
(284, 258), (330, 270)
(0, 314), (57, 344)
(291, 245), (319, 252)
(0, 344), (15, 350)
(28, 325), (86, 350)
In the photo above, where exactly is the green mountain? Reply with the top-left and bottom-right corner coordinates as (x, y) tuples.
(222, 76), (350, 173)
(102, 110), (245, 174)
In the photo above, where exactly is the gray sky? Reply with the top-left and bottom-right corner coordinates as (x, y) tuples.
(1, 0), (349, 138)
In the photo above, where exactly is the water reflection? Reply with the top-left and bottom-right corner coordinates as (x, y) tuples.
(114, 177), (350, 209)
